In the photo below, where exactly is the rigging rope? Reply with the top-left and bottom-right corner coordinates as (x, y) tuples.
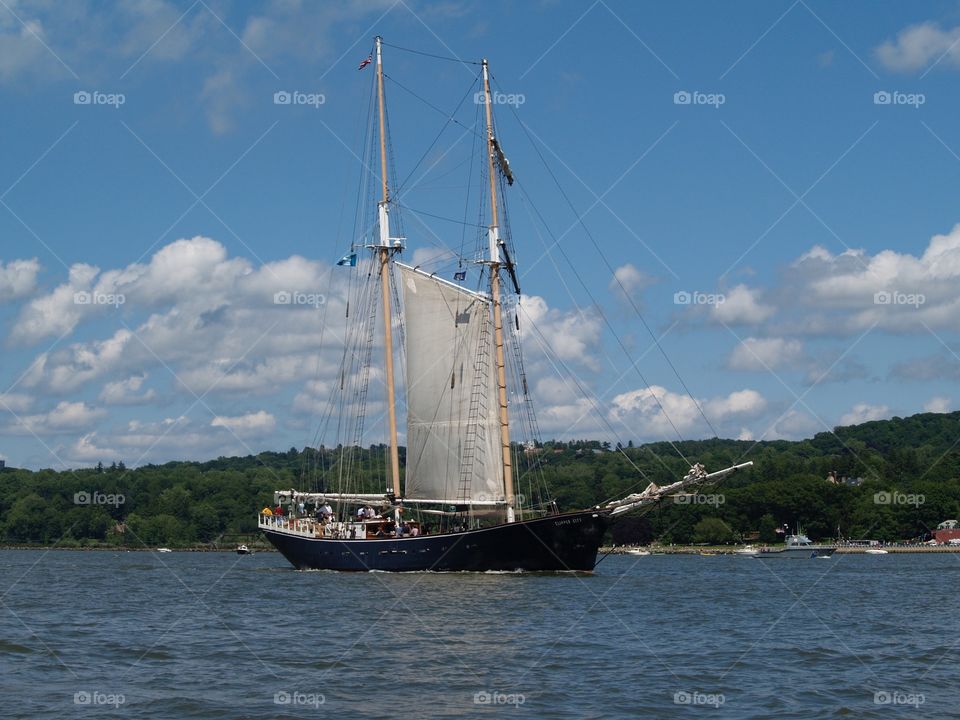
(306, 57), (379, 495)
(519, 305), (656, 476)
(398, 203), (486, 228)
(380, 40), (482, 66)
(497, 76), (721, 442)
(460, 100), (481, 264)
(385, 71), (481, 196)
(513, 180), (692, 463)
(303, 43), (712, 521)
(502, 301), (554, 512)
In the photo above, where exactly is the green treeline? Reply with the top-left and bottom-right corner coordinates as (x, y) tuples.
(3, 411), (960, 547)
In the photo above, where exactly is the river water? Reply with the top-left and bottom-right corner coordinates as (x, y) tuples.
(0, 549), (955, 718)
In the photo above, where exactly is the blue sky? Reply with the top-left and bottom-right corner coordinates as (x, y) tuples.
(3, 0), (960, 469)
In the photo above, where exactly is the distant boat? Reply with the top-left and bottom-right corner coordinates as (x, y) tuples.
(735, 545), (759, 557)
(864, 548), (888, 555)
(156, 548), (173, 553)
(625, 548), (650, 556)
(758, 530), (835, 559)
(236, 544), (252, 555)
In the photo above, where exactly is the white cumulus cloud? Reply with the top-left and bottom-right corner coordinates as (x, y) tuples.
(711, 284), (775, 324)
(520, 295), (604, 371)
(62, 414), (271, 467)
(0, 258), (41, 300)
(923, 396), (951, 414)
(17, 237), (337, 395)
(99, 374), (157, 405)
(764, 409), (820, 441)
(211, 410), (276, 437)
(875, 22), (960, 72)
(0, 392), (34, 413)
(9, 401), (106, 435)
(782, 226), (960, 334)
(609, 385), (767, 438)
(839, 402), (890, 427)
(704, 389), (768, 419)
(10, 263), (99, 344)
(609, 263), (655, 306)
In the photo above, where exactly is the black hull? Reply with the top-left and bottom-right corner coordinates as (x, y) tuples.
(262, 510), (608, 572)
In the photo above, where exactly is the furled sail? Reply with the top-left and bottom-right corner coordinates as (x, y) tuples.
(398, 263), (504, 504)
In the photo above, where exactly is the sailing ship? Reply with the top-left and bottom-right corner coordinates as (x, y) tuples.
(260, 37), (752, 571)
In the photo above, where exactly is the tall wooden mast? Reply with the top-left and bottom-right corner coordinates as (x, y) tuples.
(375, 36), (402, 506)
(482, 58), (516, 523)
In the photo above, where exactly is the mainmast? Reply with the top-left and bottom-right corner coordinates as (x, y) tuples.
(375, 36), (402, 509)
(482, 58), (516, 523)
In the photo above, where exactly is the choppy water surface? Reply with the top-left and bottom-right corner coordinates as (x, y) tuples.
(0, 549), (956, 718)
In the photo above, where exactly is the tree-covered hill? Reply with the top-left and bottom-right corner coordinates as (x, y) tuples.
(3, 411), (960, 547)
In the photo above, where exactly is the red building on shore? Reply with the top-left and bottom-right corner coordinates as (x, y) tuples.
(933, 520), (960, 544)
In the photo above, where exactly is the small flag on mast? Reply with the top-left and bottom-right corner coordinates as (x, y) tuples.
(337, 253), (357, 267)
(358, 55), (372, 70)
(454, 270), (466, 281)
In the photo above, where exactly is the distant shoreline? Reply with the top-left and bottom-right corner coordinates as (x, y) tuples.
(2, 544), (955, 554)
(603, 545), (960, 554)
(0, 545), (277, 552)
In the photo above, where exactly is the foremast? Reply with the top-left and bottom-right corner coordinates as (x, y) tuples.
(375, 35), (402, 515)
(481, 58), (516, 523)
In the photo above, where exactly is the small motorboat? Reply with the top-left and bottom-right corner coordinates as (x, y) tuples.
(625, 548), (650, 556)
(757, 528), (835, 559)
(236, 544), (253, 555)
(864, 548), (888, 555)
(157, 547), (173, 553)
(735, 545), (759, 557)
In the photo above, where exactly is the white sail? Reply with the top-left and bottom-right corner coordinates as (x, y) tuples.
(398, 263), (504, 505)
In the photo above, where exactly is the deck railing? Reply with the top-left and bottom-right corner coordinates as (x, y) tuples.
(258, 514), (317, 537)
(258, 515), (371, 540)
